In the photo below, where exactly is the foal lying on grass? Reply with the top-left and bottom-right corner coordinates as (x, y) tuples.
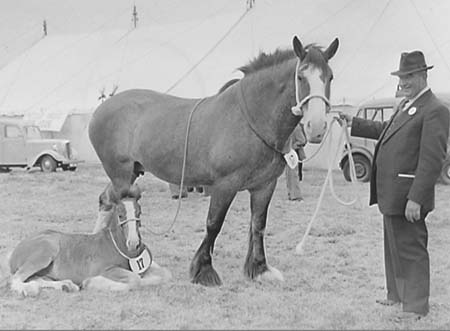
(7, 185), (171, 296)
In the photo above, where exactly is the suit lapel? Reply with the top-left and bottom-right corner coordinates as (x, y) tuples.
(381, 90), (432, 144)
(377, 101), (404, 143)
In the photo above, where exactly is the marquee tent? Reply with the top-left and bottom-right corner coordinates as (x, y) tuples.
(0, 0), (449, 164)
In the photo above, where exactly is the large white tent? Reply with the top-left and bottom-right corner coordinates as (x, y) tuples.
(0, 0), (449, 163)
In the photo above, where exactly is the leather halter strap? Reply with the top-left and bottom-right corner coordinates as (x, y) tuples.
(291, 58), (331, 116)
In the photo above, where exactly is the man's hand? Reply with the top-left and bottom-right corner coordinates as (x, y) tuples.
(337, 112), (353, 126)
(405, 199), (421, 222)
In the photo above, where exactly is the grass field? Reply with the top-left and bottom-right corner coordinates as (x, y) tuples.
(0, 164), (449, 330)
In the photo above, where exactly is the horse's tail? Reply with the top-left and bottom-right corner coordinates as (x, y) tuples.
(0, 251), (12, 288)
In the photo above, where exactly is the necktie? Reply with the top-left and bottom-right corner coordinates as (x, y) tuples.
(401, 99), (410, 112)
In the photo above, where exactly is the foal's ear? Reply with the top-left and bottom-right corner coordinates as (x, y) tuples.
(292, 36), (307, 61)
(99, 184), (116, 211)
(324, 38), (339, 61)
(129, 183), (142, 201)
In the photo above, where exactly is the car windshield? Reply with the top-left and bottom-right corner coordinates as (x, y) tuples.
(25, 126), (42, 139)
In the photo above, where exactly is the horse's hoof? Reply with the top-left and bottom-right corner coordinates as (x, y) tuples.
(12, 281), (40, 297)
(61, 281), (80, 292)
(191, 265), (222, 287)
(256, 265), (284, 282)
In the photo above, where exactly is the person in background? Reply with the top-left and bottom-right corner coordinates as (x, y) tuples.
(339, 50), (449, 321)
(169, 184), (209, 199)
(285, 123), (307, 201)
(169, 183), (187, 199)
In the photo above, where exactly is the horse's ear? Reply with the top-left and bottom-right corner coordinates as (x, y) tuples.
(292, 36), (306, 61)
(324, 38), (339, 61)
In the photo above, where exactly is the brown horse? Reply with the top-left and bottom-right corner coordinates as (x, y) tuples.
(89, 36), (339, 286)
(7, 184), (170, 296)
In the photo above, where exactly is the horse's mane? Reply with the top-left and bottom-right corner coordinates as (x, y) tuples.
(217, 44), (326, 93)
(238, 44), (323, 75)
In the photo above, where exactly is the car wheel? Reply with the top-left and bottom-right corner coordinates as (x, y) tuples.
(342, 154), (371, 182)
(40, 155), (57, 173)
(0, 166), (11, 173)
(440, 161), (450, 185)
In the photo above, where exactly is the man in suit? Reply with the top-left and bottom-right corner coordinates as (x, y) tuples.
(340, 51), (449, 320)
(285, 123), (307, 201)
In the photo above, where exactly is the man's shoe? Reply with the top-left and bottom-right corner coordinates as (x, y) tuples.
(376, 299), (400, 306)
(392, 312), (424, 322)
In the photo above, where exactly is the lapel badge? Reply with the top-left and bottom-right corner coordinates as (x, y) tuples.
(408, 107), (416, 115)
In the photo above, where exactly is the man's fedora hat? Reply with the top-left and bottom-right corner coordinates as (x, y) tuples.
(391, 51), (433, 76)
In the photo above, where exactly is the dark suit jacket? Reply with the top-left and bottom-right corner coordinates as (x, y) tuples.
(351, 90), (449, 215)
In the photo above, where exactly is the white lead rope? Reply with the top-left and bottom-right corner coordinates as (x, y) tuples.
(295, 117), (360, 255)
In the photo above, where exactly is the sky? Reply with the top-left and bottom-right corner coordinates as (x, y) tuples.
(0, 0), (450, 116)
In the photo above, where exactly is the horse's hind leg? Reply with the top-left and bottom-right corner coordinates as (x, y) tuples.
(9, 245), (56, 296)
(244, 179), (284, 282)
(190, 186), (237, 286)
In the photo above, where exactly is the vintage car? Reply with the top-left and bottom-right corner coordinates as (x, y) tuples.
(339, 95), (450, 185)
(0, 118), (80, 172)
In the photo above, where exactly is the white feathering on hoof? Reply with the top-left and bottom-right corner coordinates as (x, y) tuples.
(11, 278), (40, 297)
(256, 265), (284, 282)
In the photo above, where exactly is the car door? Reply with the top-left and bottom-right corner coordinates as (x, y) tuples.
(2, 124), (26, 165)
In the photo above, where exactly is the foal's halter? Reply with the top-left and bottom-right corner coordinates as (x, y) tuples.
(291, 59), (331, 117)
(118, 217), (141, 227)
(108, 213), (153, 274)
(109, 207), (142, 260)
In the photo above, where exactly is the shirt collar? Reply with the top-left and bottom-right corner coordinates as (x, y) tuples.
(404, 86), (430, 106)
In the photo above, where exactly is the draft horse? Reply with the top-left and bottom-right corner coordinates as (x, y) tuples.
(89, 36), (339, 286)
(7, 184), (170, 296)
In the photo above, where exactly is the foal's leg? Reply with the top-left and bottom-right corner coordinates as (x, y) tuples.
(190, 187), (237, 286)
(140, 262), (172, 286)
(244, 179), (284, 282)
(10, 245), (57, 296)
(82, 267), (141, 291)
(32, 276), (79, 293)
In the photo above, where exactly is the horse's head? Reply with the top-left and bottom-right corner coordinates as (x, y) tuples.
(115, 196), (142, 252)
(101, 183), (143, 252)
(291, 36), (339, 143)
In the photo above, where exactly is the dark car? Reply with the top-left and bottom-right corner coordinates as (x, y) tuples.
(339, 95), (450, 185)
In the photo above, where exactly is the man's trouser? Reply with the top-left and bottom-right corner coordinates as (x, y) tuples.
(383, 214), (429, 315)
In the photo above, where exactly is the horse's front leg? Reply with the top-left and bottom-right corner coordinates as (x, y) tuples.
(189, 186), (237, 286)
(82, 267), (141, 291)
(244, 179), (284, 282)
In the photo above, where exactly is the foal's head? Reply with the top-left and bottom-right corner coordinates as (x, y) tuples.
(101, 183), (143, 252)
(292, 36), (339, 143)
